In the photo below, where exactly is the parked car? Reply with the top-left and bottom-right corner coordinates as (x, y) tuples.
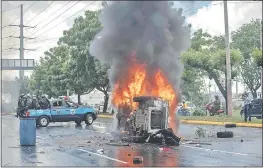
(24, 99), (98, 127)
(240, 98), (262, 119)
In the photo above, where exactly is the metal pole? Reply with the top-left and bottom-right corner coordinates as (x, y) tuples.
(260, 21), (262, 99)
(19, 4), (24, 80)
(223, 1), (232, 116)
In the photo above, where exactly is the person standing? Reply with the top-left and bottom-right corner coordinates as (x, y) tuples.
(243, 92), (251, 122)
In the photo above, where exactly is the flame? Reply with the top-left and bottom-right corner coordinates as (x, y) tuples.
(112, 52), (177, 130)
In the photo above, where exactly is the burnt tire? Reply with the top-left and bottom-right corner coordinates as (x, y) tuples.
(84, 114), (94, 125)
(217, 131), (234, 138)
(225, 123), (236, 128)
(38, 116), (49, 127)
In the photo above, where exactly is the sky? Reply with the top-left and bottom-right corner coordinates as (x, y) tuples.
(1, 1), (262, 93)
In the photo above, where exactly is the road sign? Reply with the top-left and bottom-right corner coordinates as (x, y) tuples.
(1, 59), (35, 70)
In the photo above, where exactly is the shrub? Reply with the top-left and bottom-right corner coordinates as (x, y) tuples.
(193, 108), (206, 116)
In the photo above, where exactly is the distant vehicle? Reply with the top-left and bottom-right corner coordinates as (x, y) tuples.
(24, 99), (98, 127)
(177, 101), (196, 116)
(205, 103), (224, 116)
(240, 98), (262, 119)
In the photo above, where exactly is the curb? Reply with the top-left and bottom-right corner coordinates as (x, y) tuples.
(98, 115), (262, 128)
(178, 120), (262, 128)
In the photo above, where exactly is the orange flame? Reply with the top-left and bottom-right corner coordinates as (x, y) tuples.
(112, 52), (177, 130)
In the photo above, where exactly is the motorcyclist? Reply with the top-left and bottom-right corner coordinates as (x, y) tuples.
(182, 100), (187, 109)
(212, 95), (221, 114)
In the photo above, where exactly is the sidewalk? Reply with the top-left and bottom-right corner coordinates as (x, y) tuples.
(98, 114), (262, 128)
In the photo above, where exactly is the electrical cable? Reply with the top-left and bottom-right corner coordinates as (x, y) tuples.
(28, 1), (80, 38)
(31, 1), (96, 39)
(26, 1), (55, 25)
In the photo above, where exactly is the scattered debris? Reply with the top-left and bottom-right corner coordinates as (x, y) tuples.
(39, 151), (45, 154)
(77, 145), (84, 147)
(106, 142), (130, 146)
(97, 148), (104, 154)
(87, 141), (91, 143)
(241, 139), (243, 142)
(188, 142), (211, 145)
(195, 127), (206, 138)
(133, 156), (143, 164)
(195, 144), (202, 147)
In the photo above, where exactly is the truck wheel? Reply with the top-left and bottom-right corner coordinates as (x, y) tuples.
(38, 116), (49, 127)
(217, 131), (233, 138)
(85, 114), (94, 125)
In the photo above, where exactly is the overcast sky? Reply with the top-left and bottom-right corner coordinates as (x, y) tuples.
(1, 1), (262, 93)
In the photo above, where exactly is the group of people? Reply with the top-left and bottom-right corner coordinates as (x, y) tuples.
(16, 94), (50, 118)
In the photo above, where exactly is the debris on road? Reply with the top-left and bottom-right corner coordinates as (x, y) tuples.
(133, 156), (143, 164)
(241, 139), (243, 142)
(195, 127), (206, 138)
(195, 144), (202, 147)
(97, 148), (104, 154)
(188, 142), (212, 145)
(106, 142), (130, 146)
(225, 123), (237, 128)
(159, 147), (172, 152)
(87, 141), (91, 143)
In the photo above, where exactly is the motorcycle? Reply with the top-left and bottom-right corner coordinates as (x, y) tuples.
(205, 103), (225, 116)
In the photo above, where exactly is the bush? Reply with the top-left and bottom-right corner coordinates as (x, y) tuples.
(193, 108), (206, 116)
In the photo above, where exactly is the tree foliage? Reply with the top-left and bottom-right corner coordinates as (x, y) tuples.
(182, 28), (243, 107)
(231, 19), (262, 98)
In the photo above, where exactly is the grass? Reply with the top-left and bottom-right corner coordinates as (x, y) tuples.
(179, 109), (262, 124)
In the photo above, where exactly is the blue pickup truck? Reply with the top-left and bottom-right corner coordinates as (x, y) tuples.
(24, 99), (98, 127)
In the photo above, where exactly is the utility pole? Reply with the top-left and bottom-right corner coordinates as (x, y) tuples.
(260, 21), (262, 99)
(223, 1), (232, 116)
(6, 4), (36, 93)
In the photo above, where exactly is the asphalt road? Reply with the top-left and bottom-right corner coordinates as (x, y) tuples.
(1, 115), (262, 167)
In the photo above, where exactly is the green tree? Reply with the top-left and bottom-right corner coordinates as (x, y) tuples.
(59, 10), (111, 109)
(182, 29), (243, 110)
(29, 45), (70, 98)
(231, 19), (262, 98)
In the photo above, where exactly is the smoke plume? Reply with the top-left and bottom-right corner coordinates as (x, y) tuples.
(90, 1), (191, 97)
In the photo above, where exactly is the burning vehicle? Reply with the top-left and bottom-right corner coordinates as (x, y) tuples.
(89, 2), (191, 145)
(120, 96), (181, 146)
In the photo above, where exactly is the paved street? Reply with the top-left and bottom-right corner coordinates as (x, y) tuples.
(1, 115), (262, 167)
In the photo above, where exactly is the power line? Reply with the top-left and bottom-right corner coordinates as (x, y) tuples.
(26, 1), (55, 25)
(31, 1), (96, 39)
(28, 1), (79, 38)
(26, 1), (72, 31)
(2, 37), (61, 50)
(24, 1), (36, 14)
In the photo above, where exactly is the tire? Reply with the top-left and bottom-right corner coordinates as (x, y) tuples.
(38, 116), (49, 127)
(84, 114), (94, 125)
(225, 123), (236, 128)
(75, 120), (82, 125)
(217, 131), (234, 138)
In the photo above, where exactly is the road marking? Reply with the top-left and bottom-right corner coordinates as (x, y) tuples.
(93, 125), (107, 129)
(181, 145), (248, 156)
(78, 149), (128, 164)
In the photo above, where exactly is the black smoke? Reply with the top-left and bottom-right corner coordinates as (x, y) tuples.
(89, 1), (191, 95)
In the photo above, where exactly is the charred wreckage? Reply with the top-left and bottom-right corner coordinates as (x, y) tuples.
(116, 96), (181, 146)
